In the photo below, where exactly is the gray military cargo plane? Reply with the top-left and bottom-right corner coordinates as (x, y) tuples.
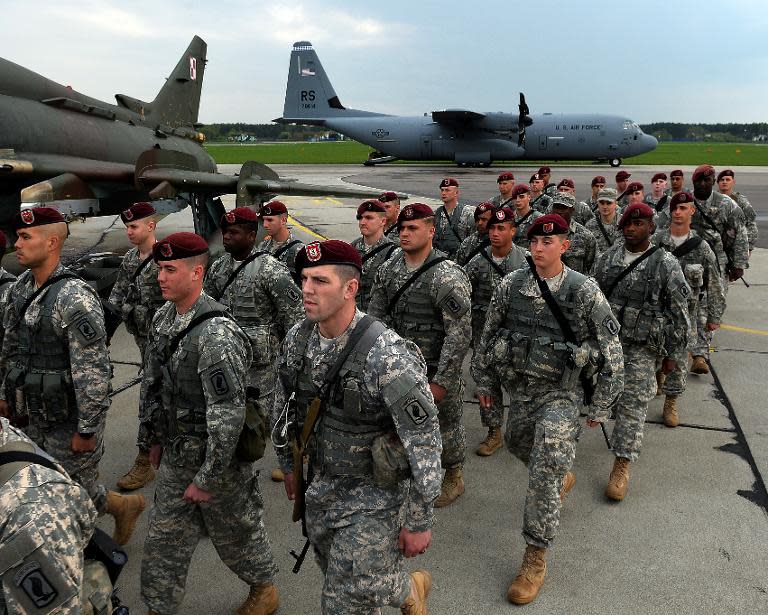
(277, 41), (658, 168)
(0, 36), (381, 239)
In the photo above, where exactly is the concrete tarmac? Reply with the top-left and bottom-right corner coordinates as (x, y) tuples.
(82, 164), (767, 613)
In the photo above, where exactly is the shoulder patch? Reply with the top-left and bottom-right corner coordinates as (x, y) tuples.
(18, 564), (59, 607)
(404, 396), (430, 426)
(603, 314), (620, 336)
(677, 282), (691, 298)
(286, 285), (301, 303)
(209, 368), (231, 396)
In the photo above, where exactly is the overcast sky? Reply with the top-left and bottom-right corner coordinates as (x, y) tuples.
(2, 0), (766, 124)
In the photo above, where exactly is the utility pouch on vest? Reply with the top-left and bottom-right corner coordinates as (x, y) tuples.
(173, 434), (207, 468)
(684, 263), (704, 290)
(41, 373), (70, 423)
(371, 433), (411, 489)
(236, 389), (267, 463)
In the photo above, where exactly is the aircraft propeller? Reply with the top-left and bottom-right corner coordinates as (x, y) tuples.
(518, 92), (533, 147)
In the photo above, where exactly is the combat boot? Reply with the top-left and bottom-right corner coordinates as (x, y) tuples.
(655, 371), (665, 396)
(234, 583), (279, 615)
(270, 468), (285, 482)
(400, 569), (432, 615)
(663, 395), (679, 428)
(116, 451), (155, 490)
(475, 426), (502, 456)
(105, 491), (146, 545)
(604, 457), (631, 501)
(560, 471), (576, 502)
(434, 467), (464, 508)
(506, 545), (547, 605)
(691, 355), (709, 374)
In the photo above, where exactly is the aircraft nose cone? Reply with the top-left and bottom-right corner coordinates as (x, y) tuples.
(641, 134), (658, 152)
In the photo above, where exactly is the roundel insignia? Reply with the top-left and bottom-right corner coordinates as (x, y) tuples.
(262, 206), (272, 215)
(543, 222), (554, 233)
(403, 206), (414, 219)
(225, 211), (236, 223)
(123, 209), (134, 221)
(160, 243), (173, 258)
(496, 210), (505, 220)
(20, 209), (34, 225)
(306, 242), (321, 262)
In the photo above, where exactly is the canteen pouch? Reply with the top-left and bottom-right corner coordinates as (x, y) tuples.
(41, 373), (70, 423)
(371, 433), (411, 489)
(235, 389), (268, 463)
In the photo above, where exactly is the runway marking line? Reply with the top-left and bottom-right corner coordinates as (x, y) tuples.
(288, 216), (328, 241)
(721, 323), (768, 337)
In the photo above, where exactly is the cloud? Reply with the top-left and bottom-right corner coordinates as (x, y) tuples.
(47, 2), (160, 38)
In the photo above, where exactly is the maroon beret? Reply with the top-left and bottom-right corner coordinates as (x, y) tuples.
(591, 176), (606, 186)
(378, 191), (400, 203)
(557, 178), (576, 190)
(538, 166), (551, 175)
(651, 173), (668, 183)
(474, 201), (495, 220)
(221, 207), (259, 228)
(615, 170), (631, 182)
(12, 207), (66, 231)
(121, 202), (156, 224)
(153, 232), (208, 261)
(497, 171), (515, 183)
(487, 207), (516, 228)
(529, 173), (542, 183)
(439, 177), (459, 188)
(259, 201), (288, 217)
(669, 191), (694, 210)
(717, 169), (735, 182)
(618, 203), (655, 229)
(398, 203), (434, 227)
(670, 169), (684, 178)
(527, 213), (569, 238)
(356, 200), (386, 219)
(692, 164), (715, 182)
(626, 181), (644, 193)
(511, 183), (531, 198)
(295, 240), (362, 275)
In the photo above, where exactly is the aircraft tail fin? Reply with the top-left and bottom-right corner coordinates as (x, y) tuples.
(278, 41), (383, 123)
(141, 36), (207, 128)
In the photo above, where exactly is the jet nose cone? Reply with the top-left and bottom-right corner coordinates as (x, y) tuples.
(641, 134), (658, 153)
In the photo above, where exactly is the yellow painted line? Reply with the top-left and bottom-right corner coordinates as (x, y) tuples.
(721, 323), (768, 337)
(325, 197), (343, 205)
(288, 216), (328, 241)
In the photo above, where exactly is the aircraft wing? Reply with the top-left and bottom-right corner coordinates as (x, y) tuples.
(431, 109), (486, 125)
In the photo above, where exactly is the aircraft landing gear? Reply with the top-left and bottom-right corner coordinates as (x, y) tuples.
(609, 158), (622, 167)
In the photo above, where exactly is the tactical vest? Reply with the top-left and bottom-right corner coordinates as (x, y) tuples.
(0, 270), (15, 293)
(123, 256), (163, 337)
(158, 296), (231, 445)
(435, 204), (467, 256)
(600, 248), (666, 345)
(281, 318), (393, 477)
(388, 257), (446, 370)
(5, 274), (80, 423)
(497, 270), (590, 388)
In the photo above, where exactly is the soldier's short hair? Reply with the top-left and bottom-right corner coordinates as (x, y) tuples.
(334, 264), (361, 285)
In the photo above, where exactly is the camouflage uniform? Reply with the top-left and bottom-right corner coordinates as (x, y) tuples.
(433, 203), (476, 258)
(0, 267), (17, 384)
(464, 244), (526, 429)
(454, 231), (489, 266)
(652, 229), (725, 395)
(472, 265), (624, 547)
(585, 215), (623, 254)
(108, 246), (164, 362)
(368, 250), (472, 470)
(570, 200), (595, 227)
(543, 183), (558, 197)
(140, 293), (277, 614)
(531, 193), (552, 214)
(723, 191), (758, 253)
(0, 264), (110, 511)
(513, 209), (542, 250)
(350, 235), (397, 309)
(561, 220), (598, 275)
(272, 310), (442, 614)
(258, 231), (304, 280)
(490, 195), (514, 209)
(384, 224), (401, 246)
(0, 417), (100, 614)
(593, 244), (690, 460)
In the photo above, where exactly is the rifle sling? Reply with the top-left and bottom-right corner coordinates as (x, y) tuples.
(273, 239), (302, 260)
(595, 217), (613, 247)
(361, 242), (396, 264)
(214, 251), (268, 300)
(130, 254), (154, 283)
(671, 236), (704, 259)
(436, 205), (462, 241)
(385, 256), (448, 315)
(604, 247), (660, 300)
(162, 310), (229, 363)
(480, 249), (506, 277)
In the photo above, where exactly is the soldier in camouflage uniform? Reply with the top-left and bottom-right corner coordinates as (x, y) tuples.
(615, 170), (631, 208)
(593, 203), (690, 502)
(433, 177), (476, 258)
(586, 175), (607, 211)
(110, 202), (166, 491)
(454, 202), (493, 266)
(717, 169), (758, 254)
(490, 171), (516, 208)
(272, 239), (440, 615)
(510, 183), (542, 249)
(651, 192), (725, 427)
(550, 193), (598, 274)
(378, 191), (402, 244)
(537, 166), (558, 197)
(530, 173), (553, 214)
(554, 178), (594, 226)
(586, 188), (624, 254)
(464, 207), (526, 457)
(644, 173), (669, 210)
(0, 416), (108, 614)
(205, 207), (305, 485)
(669, 169), (688, 197)
(350, 200), (397, 309)
(140, 232), (279, 615)
(0, 232), (16, 378)
(0, 207), (145, 546)
(258, 201), (304, 281)
(369, 203), (472, 508)
(472, 213), (624, 605)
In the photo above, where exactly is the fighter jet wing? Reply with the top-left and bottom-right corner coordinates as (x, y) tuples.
(431, 109), (487, 125)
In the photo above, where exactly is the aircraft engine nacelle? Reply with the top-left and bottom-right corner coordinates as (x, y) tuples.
(19, 173), (101, 217)
(455, 151), (491, 166)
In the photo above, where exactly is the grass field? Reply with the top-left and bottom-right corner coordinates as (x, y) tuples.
(205, 141), (768, 167)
